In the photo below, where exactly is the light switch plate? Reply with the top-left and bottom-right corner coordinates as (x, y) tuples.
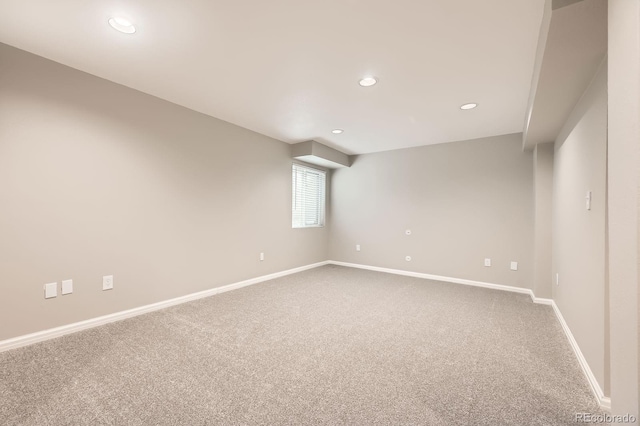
(44, 282), (57, 299)
(484, 258), (491, 267)
(510, 261), (518, 271)
(62, 279), (73, 295)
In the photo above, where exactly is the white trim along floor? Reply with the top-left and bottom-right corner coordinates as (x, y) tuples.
(0, 260), (609, 411)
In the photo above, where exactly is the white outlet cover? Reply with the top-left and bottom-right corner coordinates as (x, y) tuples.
(61, 279), (73, 295)
(510, 261), (518, 271)
(260, 252), (265, 261)
(484, 258), (491, 267)
(103, 275), (113, 291)
(556, 273), (560, 286)
(405, 256), (412, 261)
(44, 282), (57, 299)
(356, 244), (361, 251)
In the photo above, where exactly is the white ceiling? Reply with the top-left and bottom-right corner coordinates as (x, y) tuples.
(0, 0), (545, 155)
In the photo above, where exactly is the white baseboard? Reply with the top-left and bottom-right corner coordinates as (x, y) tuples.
(531, 296), (554, 305)
(0, 261), (329, 353)
(549, 300), (611, 411)
(327, 260), (610, 411)
(0, 259), (611, 411)
(328, 260), (534, 295)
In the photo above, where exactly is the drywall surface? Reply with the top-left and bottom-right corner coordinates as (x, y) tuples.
(329, 133), (534, 289)
(0, 43), (329, 340)
(552, 61), (607, 394)
(608, 0), (640, 416)
(533, 143), (554, 299)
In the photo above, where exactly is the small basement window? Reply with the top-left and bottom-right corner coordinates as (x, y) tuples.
(292, 163), (326, 228)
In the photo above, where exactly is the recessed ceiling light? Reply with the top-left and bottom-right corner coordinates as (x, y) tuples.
(108, 17), (136, 34)
(358, 76), (378, 87)
(460, 103), (478, 110)
(332, 129), (344, 134)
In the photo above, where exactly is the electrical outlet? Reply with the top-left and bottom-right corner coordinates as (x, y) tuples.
(556, 273), (560, 286)
(356, 244), (361, 252)
(484, 258), (491, 267)
(510, 261), (518, 271)
(102, 275), (113, 291)
(44, 282), (57, 299)
(260, 252), (264, 261)
(62, 279), (73, 295)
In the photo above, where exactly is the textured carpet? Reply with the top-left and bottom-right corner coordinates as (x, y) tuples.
(0, 265), (604, 425)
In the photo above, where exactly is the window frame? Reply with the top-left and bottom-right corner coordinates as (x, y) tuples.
(291, 163), (327, 229)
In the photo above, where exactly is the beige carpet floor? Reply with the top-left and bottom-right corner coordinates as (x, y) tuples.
(0, 265), (604, 425)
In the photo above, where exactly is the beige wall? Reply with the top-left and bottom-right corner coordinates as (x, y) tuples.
(0, 43), (329, 341)
(608, 0), (640, 416)
(552, 60), (607, 393)
(533, 143), (554, 299)
(329, 133), (534, 289)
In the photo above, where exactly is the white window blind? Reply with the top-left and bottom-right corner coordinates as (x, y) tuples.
(292, 163), (326, 228)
